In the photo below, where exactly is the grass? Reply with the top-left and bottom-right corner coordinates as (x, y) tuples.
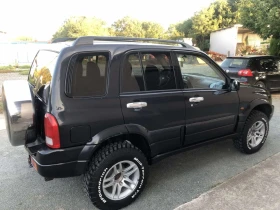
(0, 65), (30, 74)
(18, 70), (29, 75)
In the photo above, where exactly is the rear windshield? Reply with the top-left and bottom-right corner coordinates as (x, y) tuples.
(221, 58), (249, 68)
(28, 50), (58, 101)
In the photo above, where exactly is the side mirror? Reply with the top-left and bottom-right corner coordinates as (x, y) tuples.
(230, 79), (240, 91)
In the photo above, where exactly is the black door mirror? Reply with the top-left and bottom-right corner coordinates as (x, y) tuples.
(230, 79), (240, 91)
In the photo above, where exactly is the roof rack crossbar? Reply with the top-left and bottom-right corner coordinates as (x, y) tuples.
(71, 36), (191, 48)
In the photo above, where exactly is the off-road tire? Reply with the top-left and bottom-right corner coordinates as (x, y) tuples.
(233, 110), (269, 154)
(84, 141), (148, 210)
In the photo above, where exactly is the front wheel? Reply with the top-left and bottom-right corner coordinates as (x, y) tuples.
(84, 141), (148, 210)
(234, 110), (269, 154)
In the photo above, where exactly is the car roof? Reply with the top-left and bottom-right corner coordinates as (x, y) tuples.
(45, 36), (198, 53)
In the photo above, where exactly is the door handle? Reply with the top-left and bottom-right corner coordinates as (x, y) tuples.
(189, 97), (204, 103)
(127, 102), (147, 109)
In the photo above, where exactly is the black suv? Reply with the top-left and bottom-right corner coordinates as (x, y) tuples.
(221, 56), (280, 91)
(2, 37), (274, 210)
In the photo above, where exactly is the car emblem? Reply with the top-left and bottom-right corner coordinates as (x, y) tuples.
(226, 70), (230, 73)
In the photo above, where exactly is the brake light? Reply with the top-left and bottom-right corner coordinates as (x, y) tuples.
(44, 113), (60, 149)
(238, 69), (253, 77)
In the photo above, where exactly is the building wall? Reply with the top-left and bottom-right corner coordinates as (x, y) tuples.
(210, 26), (238, 56)
(237, 33), (263, 47)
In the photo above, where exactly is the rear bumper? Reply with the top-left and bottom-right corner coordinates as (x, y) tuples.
(25, 140), (96, 178)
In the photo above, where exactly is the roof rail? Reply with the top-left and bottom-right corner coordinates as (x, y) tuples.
(71, 36), (192, 48)
(51, 37), (77, 43)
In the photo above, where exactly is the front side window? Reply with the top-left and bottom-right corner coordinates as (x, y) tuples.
(69, 52), (109, 97)
(122, 52), (176, 92)
(176, 53), (226, 89)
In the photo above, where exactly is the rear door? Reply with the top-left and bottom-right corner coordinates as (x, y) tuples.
(120, 51), (186, 156)
(173, 51), (239, 145)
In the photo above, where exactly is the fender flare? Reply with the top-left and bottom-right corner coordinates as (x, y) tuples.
(78, 124), (151, 161)
(239, 98), (273, 122)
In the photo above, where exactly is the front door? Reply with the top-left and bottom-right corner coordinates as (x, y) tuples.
(173, 51), (240, 146)
(120, 51), (185, 156)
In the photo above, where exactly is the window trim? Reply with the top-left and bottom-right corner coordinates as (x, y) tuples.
(172, 50), (231, 91)
(65, 51), (111, 99)
(120, 49), (179, 95)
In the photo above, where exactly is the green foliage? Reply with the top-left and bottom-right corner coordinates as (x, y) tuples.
(142, 21), (165, 38)
(111, 17), (165, 38)
(269, 38), (280, 56)
(18, 70), (30, 75)
(165, 24), (184, 40)
(0, 65), (15, 71)
(53, 16), (109, 39)
(176, 19), (193, 37)
(192, 0), (239, 36)
(239, 0), (280, 39)
(111, 16), (144, 37)
(15, 36), (33, 41)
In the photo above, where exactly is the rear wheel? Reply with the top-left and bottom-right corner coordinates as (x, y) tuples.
(255, 81), (266, 89)
(84, 141), (148, 210)
(234, 110), (269, 154)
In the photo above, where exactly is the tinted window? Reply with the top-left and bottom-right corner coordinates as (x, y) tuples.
(176, 53), (226, 89)
(260, 58), (277, 72)
(221, 58), (249, 68)
(122, 53), (144, 92)
(122, 52), (176, 92)
(29, 50), (58, 101)
(69, 52), (108, 97)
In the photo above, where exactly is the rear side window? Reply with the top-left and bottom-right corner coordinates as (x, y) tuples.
(221, 58), (249, 68)
(122, 52), (176, 92)
(67, 52), (109, 97)
(29, 50), (58, 101)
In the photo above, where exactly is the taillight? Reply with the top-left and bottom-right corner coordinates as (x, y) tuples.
(44, 113), (60, 149)
(238, 69), (253, 77)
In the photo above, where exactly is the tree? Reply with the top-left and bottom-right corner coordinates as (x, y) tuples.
(190, 0), (240, 50)
(165, 24), (184, 40)
(142, 21), (165, 38)
(52, 16), (109, 39)
(176, 19), (193, 37)
(239, 0), (280, 39)
(111, 16), (145, 37)
(239, 0), (280, 55)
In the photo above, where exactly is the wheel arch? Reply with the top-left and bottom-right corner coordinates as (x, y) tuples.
(240, 99), (273, 122)
(79, 124), (152, 166)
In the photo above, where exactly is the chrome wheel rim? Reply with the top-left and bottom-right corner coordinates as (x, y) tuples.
(257, 83), (265, 88)
(247, 121), (266, 148)
(102, 160), (140, 201)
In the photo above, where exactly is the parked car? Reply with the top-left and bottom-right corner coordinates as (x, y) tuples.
(2, 36), (274, 210)
(220, 55), (280, 91)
